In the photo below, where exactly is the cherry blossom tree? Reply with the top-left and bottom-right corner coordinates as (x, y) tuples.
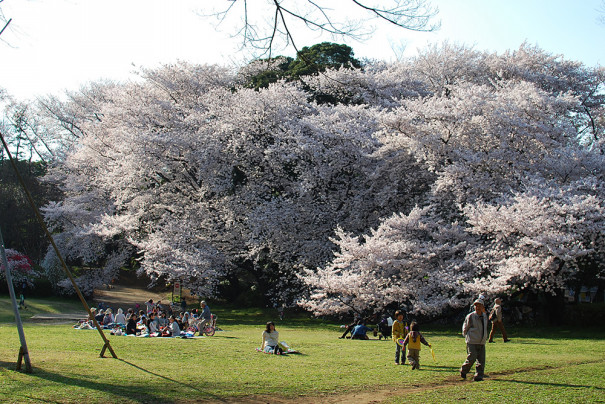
(36, 44), (604, 314)
(465, 178), (605, 296)
(40, 61), (390, 301)
(299, 207), (476, 316)
(299, 44), (605, 315)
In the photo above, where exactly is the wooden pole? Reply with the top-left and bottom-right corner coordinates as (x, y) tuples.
(0, 131), (117, 359)
(0, 227), (33, 372)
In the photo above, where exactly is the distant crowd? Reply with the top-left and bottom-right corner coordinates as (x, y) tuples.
(74, 299), (213, 338)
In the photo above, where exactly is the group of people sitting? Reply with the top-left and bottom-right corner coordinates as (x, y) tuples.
(338, 310), (404, 340)
(339, 319), (380, 340)
(74, 299), (213, 338)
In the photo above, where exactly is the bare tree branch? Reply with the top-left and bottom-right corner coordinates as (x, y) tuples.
(0, 17), (10, 37)
(202, 0), (439, 56)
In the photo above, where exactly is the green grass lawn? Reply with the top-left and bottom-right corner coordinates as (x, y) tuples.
(0, 297), (604, 403)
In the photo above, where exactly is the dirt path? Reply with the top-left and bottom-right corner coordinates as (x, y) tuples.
(222, 358), (605, 404)
(92, 285), (173, 309)
(30, 285), (191, 322)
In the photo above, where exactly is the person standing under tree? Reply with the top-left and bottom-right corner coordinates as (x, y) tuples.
(18, 293), (27, 309)
(460, 298), (489, 382)
(18, 282), (27, 309)
(469, 293), (486, 313)
(488, 298), (511, 343)
(392, 310), (407, 365)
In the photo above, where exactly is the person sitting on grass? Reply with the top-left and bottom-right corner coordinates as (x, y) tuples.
(339, 314), (362, 339)
(181, 312), (190, 329)
(262, 321), (282, 354)
(126, 313), (138, 335)
(351, 321), (374, 340)
(159, 315), (181, 337)
(114, 308), (126, 325)
(170, 315), (181, 336)
(401, 321), (431, 370)
(158, 311), (169, 328)
(148, 312), (160, 335)
(94, 309), (105, 323)
(138, 314), (149, 332)
(102, 309), (114, 326)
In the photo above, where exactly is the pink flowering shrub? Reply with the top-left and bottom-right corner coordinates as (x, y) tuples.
(1, 249), (39, 288)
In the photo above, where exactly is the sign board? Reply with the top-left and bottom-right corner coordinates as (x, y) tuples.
(172, 281), (181, 303)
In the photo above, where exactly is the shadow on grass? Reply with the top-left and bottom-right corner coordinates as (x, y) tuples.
(493, 378), (605, 391)
(20, 395), (64, 404)
(420, 365), (460, 372)
(118, 358), (228, 400)
(211, 334), (238, 339)
(213, 307), (333, 329)
(503, 327), (605, 340)
(424, 326), (605, 341)
(508, 341), (557, 345)
(0, 359), (227, 403)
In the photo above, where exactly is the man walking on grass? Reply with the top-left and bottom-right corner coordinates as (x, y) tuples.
(460, 298), (489, 381)
(488, 297), (511, 343)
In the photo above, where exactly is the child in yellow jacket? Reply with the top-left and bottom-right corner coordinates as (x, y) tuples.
(402, 321), (431, 370)
(392, 310), (408, 365)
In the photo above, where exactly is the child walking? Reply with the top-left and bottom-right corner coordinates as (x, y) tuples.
(401, 321), (431, 370)
(18, 293), (27, 309)
(392, 310), (407, 365)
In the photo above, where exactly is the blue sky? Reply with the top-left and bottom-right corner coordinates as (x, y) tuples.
(1, 0), (603, 100)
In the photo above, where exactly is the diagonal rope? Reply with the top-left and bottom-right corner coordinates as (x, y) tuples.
(0, 130), (118, 359)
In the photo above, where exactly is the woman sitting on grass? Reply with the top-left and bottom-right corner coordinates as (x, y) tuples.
(148, 312), (160, 335)
(160, 315), (181, 337)
(114, 308), (126, 325)
(262, 321), (282, 354)
(181, 312), (190, 328)
(169, 315), (181, 336)
(102, 309), (114, 326)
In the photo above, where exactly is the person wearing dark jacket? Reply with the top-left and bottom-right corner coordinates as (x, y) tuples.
(126, 313), (138, 335)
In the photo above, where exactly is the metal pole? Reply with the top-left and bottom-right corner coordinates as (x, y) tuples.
(0, 227), (32, 372)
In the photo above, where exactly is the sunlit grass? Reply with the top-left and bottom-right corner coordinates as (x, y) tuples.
(0, 296), (603, 403)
